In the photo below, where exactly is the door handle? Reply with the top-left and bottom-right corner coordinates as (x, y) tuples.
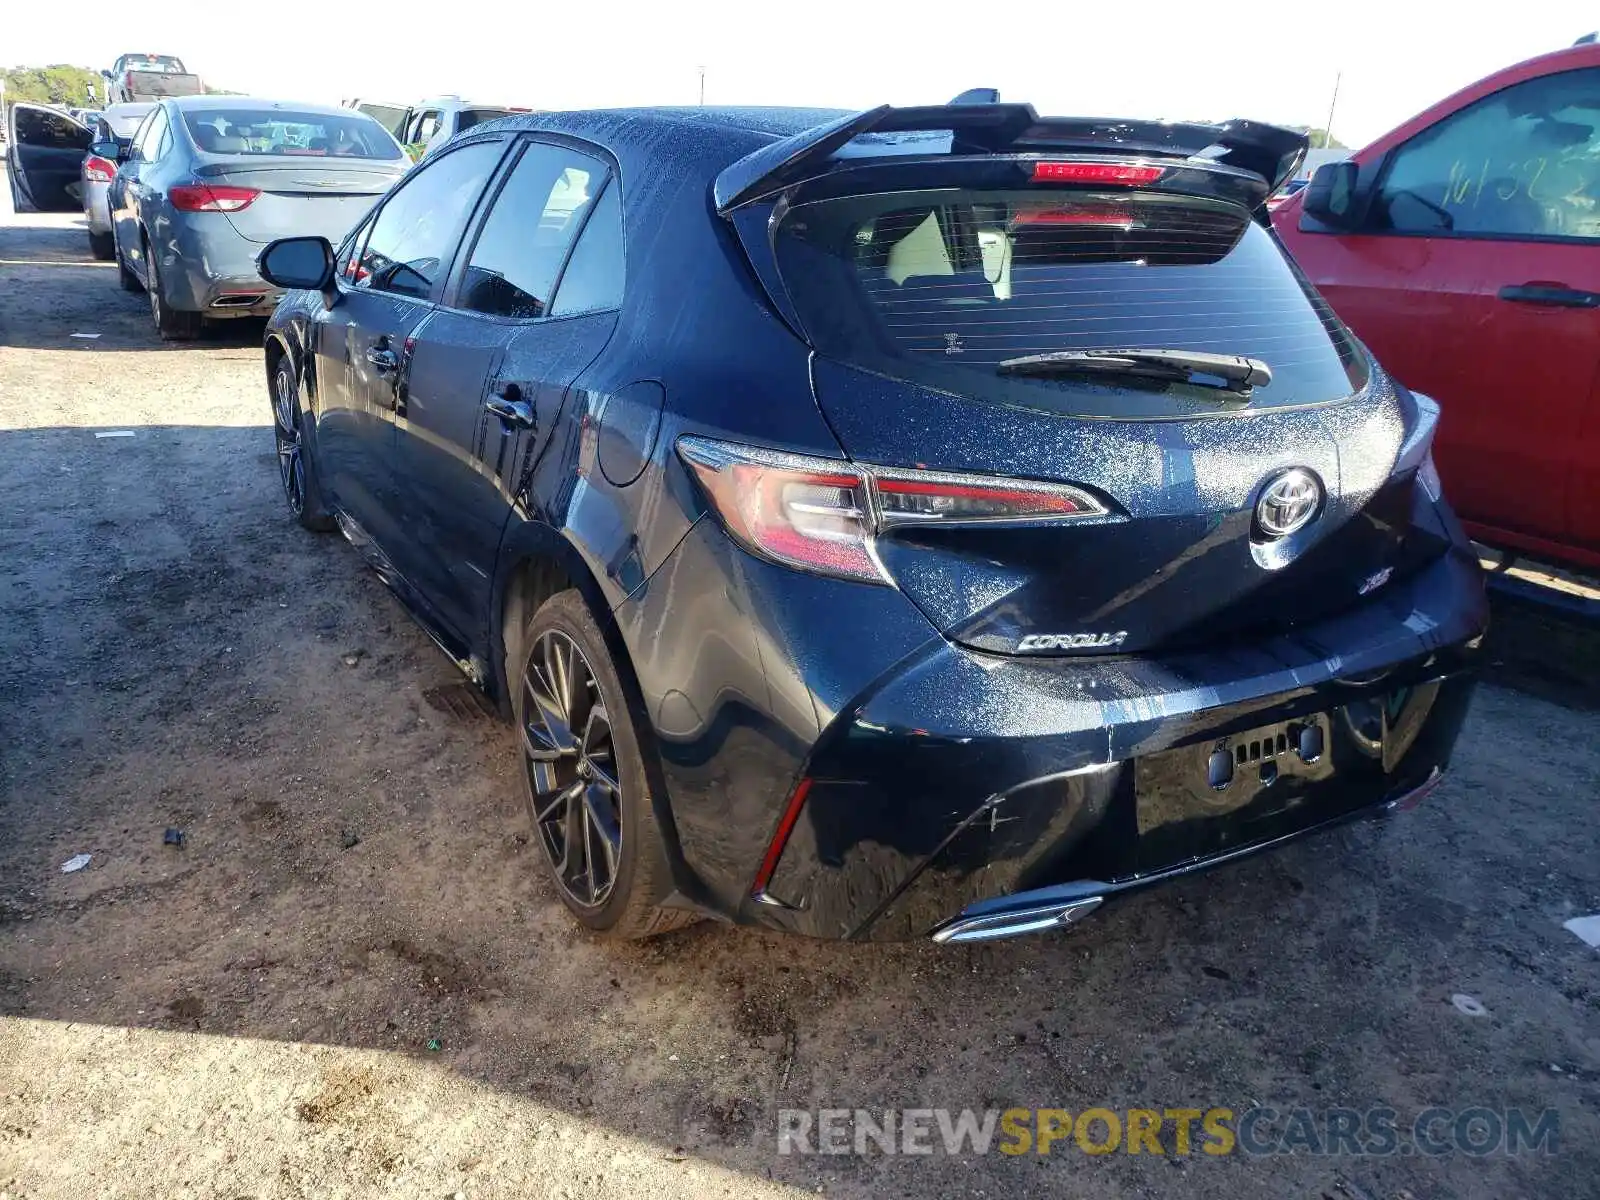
(485, 386), (535, 430)
(365, 346), (399, 371)
(1498, 283), (1600, 308)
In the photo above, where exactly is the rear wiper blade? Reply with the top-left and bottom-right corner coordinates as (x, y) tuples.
(997, 349), (1272, 393)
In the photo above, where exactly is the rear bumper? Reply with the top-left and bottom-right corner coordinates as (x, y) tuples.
(764, 634), (1480, 942)
(625, 520), (1488, 941)
(928, 764), (1446, 944)
(158, 219), (281, 315)
(82, 181), (112, 234)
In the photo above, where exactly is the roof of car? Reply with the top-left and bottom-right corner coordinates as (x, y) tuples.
(163, 96), (365, 119)
(493, 105), (852, 143)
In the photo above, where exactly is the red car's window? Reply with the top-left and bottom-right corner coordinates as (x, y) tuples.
(1374, 66), (1600, 240)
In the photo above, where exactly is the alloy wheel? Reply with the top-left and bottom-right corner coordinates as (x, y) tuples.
(273, 366), (306, 515)
(521, 630), (623, 909)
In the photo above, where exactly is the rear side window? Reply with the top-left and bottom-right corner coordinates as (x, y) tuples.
(550, 183), (624, 315)
(457, 143), (604, 319)
(777, 188), (1369, 415)
(1374, 67), (1600, 241)
(356, 140), (504, 300)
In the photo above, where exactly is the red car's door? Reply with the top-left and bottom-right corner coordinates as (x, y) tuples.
(1277, 51), (1600, 565)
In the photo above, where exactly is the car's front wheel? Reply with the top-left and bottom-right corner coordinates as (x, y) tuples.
(512, 590), (698, 939)
(272, 354), (335, 532)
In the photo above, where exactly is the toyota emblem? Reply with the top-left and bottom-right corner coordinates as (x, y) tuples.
(1255, 468), (1324, 538)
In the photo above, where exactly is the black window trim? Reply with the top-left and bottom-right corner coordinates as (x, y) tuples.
(1344, 65), (1600, 248)
(339, 133), (513, 307)
(437, 131), (625, 326)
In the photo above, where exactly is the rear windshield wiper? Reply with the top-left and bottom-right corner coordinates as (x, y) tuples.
(997, 349), (1272, 394)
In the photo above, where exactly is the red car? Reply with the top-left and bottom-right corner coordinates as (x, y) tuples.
(1274, 42), (1600, 570)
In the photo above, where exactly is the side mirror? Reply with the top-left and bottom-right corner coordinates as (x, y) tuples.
(1302, 161), (1363, 231)
(257, 236), (336, 291)
(90, 140), (122, 161)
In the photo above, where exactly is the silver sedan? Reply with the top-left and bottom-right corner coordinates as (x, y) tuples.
(106, 96), (408, 339)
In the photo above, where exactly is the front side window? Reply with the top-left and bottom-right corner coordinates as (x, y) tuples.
(457, 143), (603, 319)
(14, 107), (90, 148)
(356, 139), (504, 300)
(181, 109), (400, 160)
(1374, 68), (1600, 240)
(339, 214), (375, 284)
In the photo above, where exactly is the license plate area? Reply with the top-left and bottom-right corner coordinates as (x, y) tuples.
(1133, 712), (1342, 867)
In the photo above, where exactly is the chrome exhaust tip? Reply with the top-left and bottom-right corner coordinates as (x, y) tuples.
(210, 293), (265, 308)
(931, 896), (1103, 944)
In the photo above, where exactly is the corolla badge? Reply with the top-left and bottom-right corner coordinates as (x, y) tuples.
(1254, 468), (1324, 538)
(1017, 631), (1128, 652)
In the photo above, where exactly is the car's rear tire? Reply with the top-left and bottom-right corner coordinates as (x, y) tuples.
(271, 353), (335, 533)
(512, 590), (699, 939)
(88, 229), (115, 261)
(144, 235), (201, 340)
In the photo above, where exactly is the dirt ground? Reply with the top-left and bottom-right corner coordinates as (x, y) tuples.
(1, 192), (1596, 1200)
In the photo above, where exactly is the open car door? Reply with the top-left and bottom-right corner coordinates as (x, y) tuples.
(6, 103), (93, 212)
(355, 100), (411, 142)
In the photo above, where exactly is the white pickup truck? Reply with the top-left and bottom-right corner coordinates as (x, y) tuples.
(102, 54), (204, 105)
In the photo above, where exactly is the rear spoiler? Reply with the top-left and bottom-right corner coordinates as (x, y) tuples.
(713, 101), (1308, 213)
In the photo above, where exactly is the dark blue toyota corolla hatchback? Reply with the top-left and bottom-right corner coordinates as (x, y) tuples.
(257, 98), (1487, 944)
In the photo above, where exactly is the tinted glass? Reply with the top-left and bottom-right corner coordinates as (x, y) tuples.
(1375, 68), (1600, 240)
(357, 140), (504, 300)
(550, 183), (624, 316)
(14, 108), (91, 149)
(458, 143), (602, 319)
(458, 108), (515, 131)
(777, 188), (1369, 414)
(181, 109), (400, 160)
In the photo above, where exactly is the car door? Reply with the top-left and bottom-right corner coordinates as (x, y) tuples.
(313, 136), (510, 567)
(1281, 65), (1600, 554)
(403, 108), (444, 161)
(111, 105), (171, 275)
(6, 104), (93, 212)
(390, 138), (623, 644)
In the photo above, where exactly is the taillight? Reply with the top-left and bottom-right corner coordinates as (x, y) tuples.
(169, 183), (260, 212)
(1032, 161), (1164, 186)
(83, 156), (118, 184)
(873, 473), (1099, 527)
(677, 437), (1108, 584)
(678, 439), (877, 580)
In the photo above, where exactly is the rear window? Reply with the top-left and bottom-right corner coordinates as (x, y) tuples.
(125, 55), (185, 74)
(776, 188), (1369, 416)
(457, 108), (515, 132)
(181, 109), (402, 160)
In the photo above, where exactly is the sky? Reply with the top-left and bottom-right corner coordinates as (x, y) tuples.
(4, 3), (1596, 148)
